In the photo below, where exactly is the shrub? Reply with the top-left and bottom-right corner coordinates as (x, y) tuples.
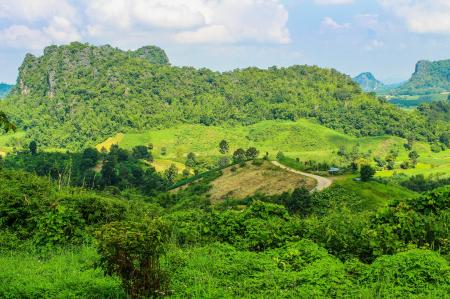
(361, 249), (450, 297)
(96, 219), (170, 297)
(34, 205), (87, 248)
(360, 165), (376, 181)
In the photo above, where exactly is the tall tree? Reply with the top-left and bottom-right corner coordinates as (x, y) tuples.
(219, 140), (229, 154)
(29, 141), (37, 155)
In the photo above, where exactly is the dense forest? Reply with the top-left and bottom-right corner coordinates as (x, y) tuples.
(1, 42), (444, 150)
(1, 163), (450, 297)
(393, 59), (450, 95)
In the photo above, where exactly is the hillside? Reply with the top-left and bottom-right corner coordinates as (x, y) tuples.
(394, 59), (450, 95)
(353, 72), (384, 92)
(93, 119), (450, 177)
(207, 161), (316, 202)
(0, 83), (12, 98)
(0, 42), (433, 149)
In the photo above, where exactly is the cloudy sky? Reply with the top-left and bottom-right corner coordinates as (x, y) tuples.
(0, 0), (449, 83)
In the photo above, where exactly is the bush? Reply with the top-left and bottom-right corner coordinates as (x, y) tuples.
(361, 249), (450, 297)
(96, 219), (170, 297)
(360, 165), (376, 181)
(34, 205), (87, 248)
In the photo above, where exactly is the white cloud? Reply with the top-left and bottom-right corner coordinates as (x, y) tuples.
(314, 0), (353, 5)
(0, 0), (290, 51)
(380, 0), (450, 34)
(44, 17), (81, 44)
(321, 17), (351, 31)
(85, 0), (291, 44)
(0, 0), (76, 22)
(0, 25), (50, 50)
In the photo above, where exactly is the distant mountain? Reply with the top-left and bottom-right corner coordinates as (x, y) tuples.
(0, 83), (13, 98)
(353, 72), (384, 92)
(394, 59), (450, 95)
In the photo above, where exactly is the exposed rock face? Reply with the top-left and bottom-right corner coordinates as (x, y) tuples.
(15, 42), (170, 97)
(394, 59), (450, 95)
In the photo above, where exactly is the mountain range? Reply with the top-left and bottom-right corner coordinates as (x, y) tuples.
(0, 83), (12, 98)
(0, 42), (442, 149)
(354, 59), (450, 96)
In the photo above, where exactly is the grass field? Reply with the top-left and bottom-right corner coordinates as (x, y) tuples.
(96, 119), (450, 178)
(333, 176), (418, 211)
(208, 161), (316, 202)
(0, 131), (25, 156)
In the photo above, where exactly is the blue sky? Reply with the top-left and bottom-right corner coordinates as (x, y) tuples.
(0, 0), (449, 84)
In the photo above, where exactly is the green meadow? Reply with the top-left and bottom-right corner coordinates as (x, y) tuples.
(96, 119), (450, 177)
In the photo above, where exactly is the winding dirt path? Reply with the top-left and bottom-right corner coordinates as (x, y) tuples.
(271, 160), (333, 192)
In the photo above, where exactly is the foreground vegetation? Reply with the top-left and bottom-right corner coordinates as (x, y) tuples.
(1, 159), (450, 298)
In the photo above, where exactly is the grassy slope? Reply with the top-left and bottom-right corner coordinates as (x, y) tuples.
(208, 161), (316, 202)
(97, 119), (450, 177)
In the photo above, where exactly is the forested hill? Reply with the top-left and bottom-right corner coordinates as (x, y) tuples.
(353, 72), (384, 92)
(0, 83), (12, 98)
(394, 59), (450, 95)
(1, 42), (433, 149)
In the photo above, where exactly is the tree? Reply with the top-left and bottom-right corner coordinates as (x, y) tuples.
(81, 147), (99, 169)
(0, 111), (15, 133)
(160, 147), (167, 156)
(283, 187), (312, 216)
(165, 164), (178, 185)
(276, 151), (285, 160)
(218, 156), (229, 168)
(245, 147), (259, 160)
(132, 145), (152, 160)
(96, 220), (169, 297)
(101, 158), (119, 186)
(219, 140), (229, 154)
(360, 165), (376, 181)
(408, 150), (419, 166)
(185, 152), (197, 167)
(232, 148), (246, 163)
(29, 141), (37, 155)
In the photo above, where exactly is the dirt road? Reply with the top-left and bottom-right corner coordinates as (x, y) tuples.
(271, 160), (333, 192)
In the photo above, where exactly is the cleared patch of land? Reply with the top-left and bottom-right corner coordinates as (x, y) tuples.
(208, 161), (316, 202)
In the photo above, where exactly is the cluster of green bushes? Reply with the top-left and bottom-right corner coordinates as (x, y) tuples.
(1, 165), (450, 297)
(2, 143), (168, 194)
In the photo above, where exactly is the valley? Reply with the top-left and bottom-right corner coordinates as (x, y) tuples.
(0, 42), (449, 298)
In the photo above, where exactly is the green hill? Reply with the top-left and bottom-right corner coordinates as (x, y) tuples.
(394, 59), (450, 95)
(95, 119), (450, 177)
(0, 83), (12, 98)
(353, 72), (384, 92)
(1, 42), (434, 149)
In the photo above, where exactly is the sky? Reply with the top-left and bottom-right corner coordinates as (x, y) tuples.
(0, 0), (449, 84)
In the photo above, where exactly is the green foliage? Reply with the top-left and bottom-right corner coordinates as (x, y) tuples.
(28, 140), (37, 155)
(0, 111), (16, 133)
(0, 247), (125, 298)
(361, 249), (450, 297)
(1, 43), (438, 149)
(245, 146), (259, 160)
(34, 205), (87, 248)
(360, 164), (376, 181)
(232, 148), (247, 163)
(219, 139), (229, 154)
(96, 219), (170, 297)
(132, 145), (152, 160)
(394, 59), (450, 95)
